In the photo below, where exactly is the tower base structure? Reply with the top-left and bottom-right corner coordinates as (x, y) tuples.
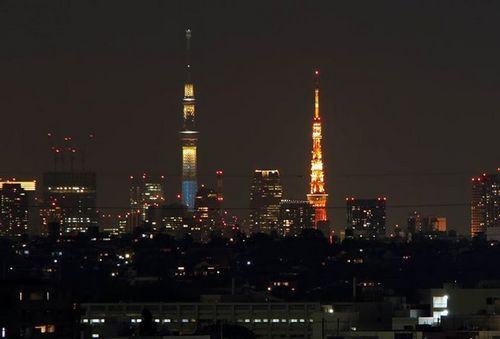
(307, 193), (328, 224)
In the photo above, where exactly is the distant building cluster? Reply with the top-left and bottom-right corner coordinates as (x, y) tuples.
(0, 30), (497, 245)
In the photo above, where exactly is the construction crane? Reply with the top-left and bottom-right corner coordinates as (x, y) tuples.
(47, 132), (95, 172)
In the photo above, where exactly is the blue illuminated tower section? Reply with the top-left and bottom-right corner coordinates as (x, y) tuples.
(180, 29), (198, 210)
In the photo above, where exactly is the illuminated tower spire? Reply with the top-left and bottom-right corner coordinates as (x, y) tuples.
(180, 28), (198, 210)
(307, 68), (329, 225)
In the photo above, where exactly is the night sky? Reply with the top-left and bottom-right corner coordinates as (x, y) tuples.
(0, 1), (499, 235)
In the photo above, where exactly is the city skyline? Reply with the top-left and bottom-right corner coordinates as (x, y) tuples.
(1, 2), (500, 338)
(0, 2), (499, 234)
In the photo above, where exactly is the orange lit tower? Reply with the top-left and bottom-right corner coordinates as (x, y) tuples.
(307, 68), (329, 225)
(180, 29), (198, 210)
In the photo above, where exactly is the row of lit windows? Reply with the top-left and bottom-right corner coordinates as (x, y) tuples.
(48, 186), (92, 193)
(83, 318), (312, 325)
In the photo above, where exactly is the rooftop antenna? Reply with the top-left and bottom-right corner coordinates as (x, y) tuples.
(47, 132), (62, 171)
(216, 170), (224, 204)
(185, 28), (192, 82)
(81, 132), (95, 171)
(63, 136), (75, 172)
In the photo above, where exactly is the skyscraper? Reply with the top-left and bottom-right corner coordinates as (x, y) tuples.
(0, 180), (37, 235)
(471, 169), (500, 238)
(180, 29), (198, 210)
(346, 197), (386, 239)
(194, 185), (221, 241)
(129, 174), (165, 229)
(307, 69), (329, 226)
(249, 170), (283, 234)
(0, 182), (32, 236)
(42, 172), (97, 234)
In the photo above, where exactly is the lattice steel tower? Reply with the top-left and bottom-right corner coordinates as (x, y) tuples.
(180, 29), (198, 210)
(307, 69), (329, 225)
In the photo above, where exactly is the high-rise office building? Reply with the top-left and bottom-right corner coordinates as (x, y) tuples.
(346, 197), (386, 239)
(278, 200), (315, 237)
(194, 185), (221, 241)
(249, 170), (283, 234)
(0, 182), (33, 236)
(471, 169), (500, 238)
(180, 29), (198, 211)
(42, 172), (97, 234)
(0, 180), (37, 236)
(307, 69), (329, 226)
(129, 174), (165, 229)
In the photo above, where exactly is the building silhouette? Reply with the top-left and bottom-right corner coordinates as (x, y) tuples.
(42, 172), (97, 234)
(278, 200), (315, 237)
(129, 174), (165, 230)
(0, 182), (34, 237)
(407, 210), (422, 235)
(194, 185), (221, 241)
(346, 197), (387, 239)
(471, 169), (500, 239)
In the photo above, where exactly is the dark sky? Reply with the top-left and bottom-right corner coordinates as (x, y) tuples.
(0, 0), (499, 235)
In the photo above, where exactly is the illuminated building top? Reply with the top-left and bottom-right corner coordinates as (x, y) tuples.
(0, 180), (36, 191)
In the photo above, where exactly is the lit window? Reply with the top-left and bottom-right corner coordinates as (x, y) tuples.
(34, 325), (55, 333)
(433, 295), (448, 308)
(433, 310), (449, 323)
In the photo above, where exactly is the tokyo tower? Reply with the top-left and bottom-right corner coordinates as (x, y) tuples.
(307, 68), (329, 225)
